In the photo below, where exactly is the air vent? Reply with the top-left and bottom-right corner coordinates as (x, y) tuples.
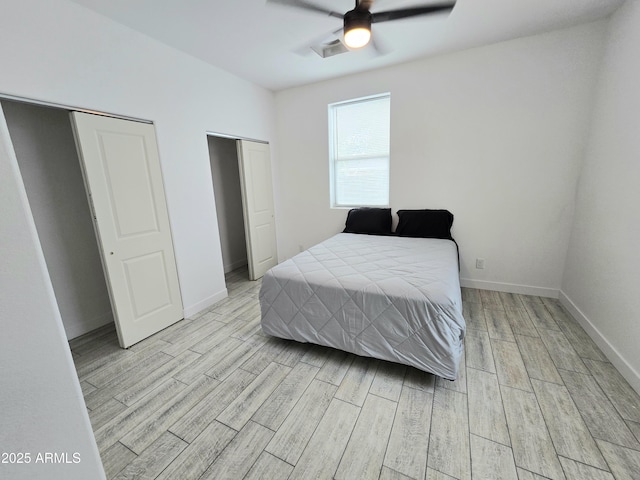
(311, 39), (349, 58)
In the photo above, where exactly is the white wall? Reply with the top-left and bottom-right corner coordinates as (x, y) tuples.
(3, 101), (113, 339)
(0, 0), (276, 317)
(274, 21), (607, 297)
(561, 0), (640, 393)
(208, 136), (248, 273)
(0, 1), (276, 478)
(0, 106), (105, 479)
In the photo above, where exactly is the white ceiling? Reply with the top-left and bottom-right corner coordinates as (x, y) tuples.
(69, 0), (624, 91)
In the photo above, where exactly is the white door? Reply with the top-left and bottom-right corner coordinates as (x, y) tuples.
(71, 112), (183, 348)
(237, 140), (278, 280)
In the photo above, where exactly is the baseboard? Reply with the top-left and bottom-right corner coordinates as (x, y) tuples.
(224, 259), (248, 274)
(459, 278), (559, 298)
(65, 310), (114, 340)
(183, 288), (228, 318)
(559, 290), (640, 395)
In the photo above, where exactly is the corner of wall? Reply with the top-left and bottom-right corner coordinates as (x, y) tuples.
(559, 289), (640, 395)
(1, 103), (106, 479)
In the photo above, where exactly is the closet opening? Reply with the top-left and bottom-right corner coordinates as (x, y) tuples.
(207, 135), (249, 286)
(2, 97), (184, 346)
(2, 99), (114, 340)
(207, 134), (278, 288)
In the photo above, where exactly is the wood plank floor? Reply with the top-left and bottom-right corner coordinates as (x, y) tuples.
(70, 268), (640, 479)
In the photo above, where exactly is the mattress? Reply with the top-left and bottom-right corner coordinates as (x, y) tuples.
(259, 233), (466, 379)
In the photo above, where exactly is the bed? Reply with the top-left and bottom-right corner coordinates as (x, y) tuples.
(258, 209), (466, 379)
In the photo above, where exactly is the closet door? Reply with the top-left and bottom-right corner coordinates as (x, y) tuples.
(71, 112), (183, 348)
(237, 140), (277, 280)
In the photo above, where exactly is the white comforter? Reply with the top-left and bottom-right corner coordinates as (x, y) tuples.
(259, 233), (465, 379)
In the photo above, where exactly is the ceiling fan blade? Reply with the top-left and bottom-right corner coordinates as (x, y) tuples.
(370, 33), (391, 56)
(371, 3), (455, 23)
(266, 0), (343, 19)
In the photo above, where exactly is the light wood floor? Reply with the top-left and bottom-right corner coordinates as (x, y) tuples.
(71, 268), (640, 480)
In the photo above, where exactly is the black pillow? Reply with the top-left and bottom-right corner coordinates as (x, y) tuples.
(343, 208), (392, 235)
(395, 209), (454, 239)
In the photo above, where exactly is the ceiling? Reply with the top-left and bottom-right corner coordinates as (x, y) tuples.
(69, 0), (624, 91)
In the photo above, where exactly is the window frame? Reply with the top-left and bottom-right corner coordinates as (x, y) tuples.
(328, 93), (391, 209)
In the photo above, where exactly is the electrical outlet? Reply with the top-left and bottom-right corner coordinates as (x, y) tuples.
(476, 258), (485, 269)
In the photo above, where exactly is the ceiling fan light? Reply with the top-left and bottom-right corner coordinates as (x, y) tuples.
(344, 27), (371, 48)
(343, 8), (372, 49)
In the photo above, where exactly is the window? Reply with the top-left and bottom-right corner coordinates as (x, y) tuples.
(329, 93), (390, 208)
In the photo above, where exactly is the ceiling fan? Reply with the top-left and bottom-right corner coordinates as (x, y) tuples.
(267, 0), (456, 55)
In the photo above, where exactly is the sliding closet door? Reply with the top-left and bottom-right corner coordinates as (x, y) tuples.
(237, 140), (277, 280)
(71, 112), (183, 348)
